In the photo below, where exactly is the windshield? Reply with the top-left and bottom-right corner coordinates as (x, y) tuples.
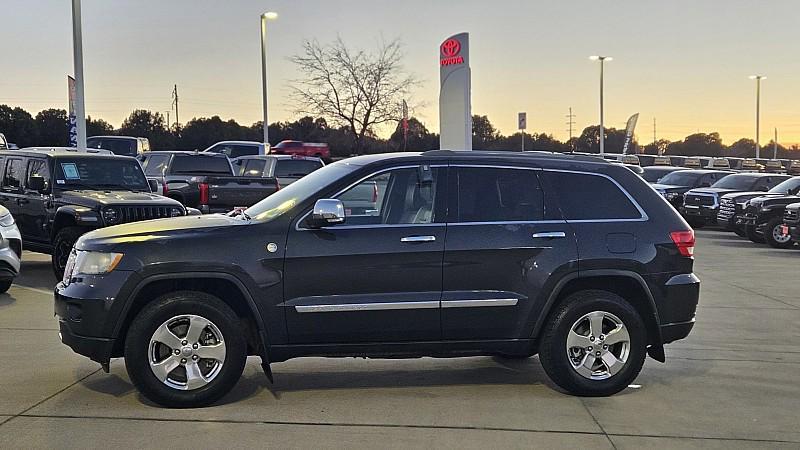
(642, 168), (681, 183)
(658, 171), (702, 186)
(769, 177), (800, 194)
(711, 174), (757, 190)
(86, 137), (136, 156)
(274, 159), (324, 177)
(244, 161), (360, 222)
(171, 155), (232, 174)
(54, 158), (149, 191)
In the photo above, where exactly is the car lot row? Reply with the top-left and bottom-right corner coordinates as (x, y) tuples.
(641, 166), (800, 250)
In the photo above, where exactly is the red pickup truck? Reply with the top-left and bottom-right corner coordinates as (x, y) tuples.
(270, 140), (330, 160)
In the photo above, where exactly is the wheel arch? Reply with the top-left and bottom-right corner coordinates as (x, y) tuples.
(533, 270), (664, 360)
(51, 206), (100, 238)
(112, 272), (270, 362)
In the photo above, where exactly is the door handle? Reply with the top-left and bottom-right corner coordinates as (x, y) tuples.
(401, 235), (436, 243)
(532, 231), (566, 239)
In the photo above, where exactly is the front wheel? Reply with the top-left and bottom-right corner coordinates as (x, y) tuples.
(539, 290), (647, 396)
(52, 227), (86, 279)
(0, 279), (12, 293)
(745, 224), (765, 244)
(734, 224), (747, 238)
(764, 218), (794, 249)
(124, 291), (247, 408)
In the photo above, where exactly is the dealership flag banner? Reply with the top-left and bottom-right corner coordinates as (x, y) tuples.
(622, 113), (639, 154)
(439, 33), (471, 150)
(68, 76), (77, 147)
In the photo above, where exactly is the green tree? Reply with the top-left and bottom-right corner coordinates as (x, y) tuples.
(119, 109), (175, 149)
(0, 105), (37, 147)
(472, 115), (499, 149)
(388, 117), (438, 151)
(575, 125), (627, 153)
(179, 116), (252, 150)
(35, 108), (69, 146)
(86, 116), (113, 137)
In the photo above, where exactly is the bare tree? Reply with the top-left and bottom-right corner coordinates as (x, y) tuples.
(290, 37), (419, 154)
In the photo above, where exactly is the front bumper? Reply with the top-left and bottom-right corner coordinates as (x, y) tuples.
(681, 205), (719, 222)
(58, 319), (115, 364)
(0, 246), (20, 280)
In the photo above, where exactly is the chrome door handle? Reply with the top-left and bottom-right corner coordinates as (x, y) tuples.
(532, 231), (566, 239)
(401, 235), (436, 243)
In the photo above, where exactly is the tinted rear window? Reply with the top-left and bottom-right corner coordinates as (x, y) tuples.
(545, 171), (641, 220)
(455, 167), (544, 222)
(170, 155), (231, 175)
(274, 159), (323, 177)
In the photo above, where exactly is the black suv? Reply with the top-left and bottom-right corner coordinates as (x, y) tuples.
(740, 178), (800, 248)
(55, 151), (700, 407)
(0, 148), (186, 277)
(717, 176), (800, 237)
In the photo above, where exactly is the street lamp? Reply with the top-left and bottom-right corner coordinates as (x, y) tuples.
(749, 75), (766, 159)
(590, 55), (612, 154)
(261, 12), (278, 146)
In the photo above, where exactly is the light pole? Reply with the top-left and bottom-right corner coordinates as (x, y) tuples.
(749, 75), (765, 159)
(590, 56), (612, 154)
(71, 0), (87, 150)
(261, 11), (278, 146)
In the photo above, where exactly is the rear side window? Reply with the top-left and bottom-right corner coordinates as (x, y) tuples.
(87, 138), (136, 156)
(274, 159), (323, 177)
(455, 167), (544, 222)
(242, 159), (267, 176)
(2, 158), (24, 190)
(26, 158), (50, 188)
(170, 155), (231, 175)
(545, 171), (641, 220)
(142, 154), (170, 176)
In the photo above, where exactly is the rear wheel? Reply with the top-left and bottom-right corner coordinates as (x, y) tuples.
(745, 224), (765, 244)
(124, 291), (247, 408)
(539, 290), (646, 396)
(764, 217), (793, 249)
(52, 227), (86, 279)
(0, 279), (12, 293)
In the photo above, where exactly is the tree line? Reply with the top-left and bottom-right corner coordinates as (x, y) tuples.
(2, 103), (799, 159)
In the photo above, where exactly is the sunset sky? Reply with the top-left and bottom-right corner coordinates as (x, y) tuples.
(3, 0), (800, 144)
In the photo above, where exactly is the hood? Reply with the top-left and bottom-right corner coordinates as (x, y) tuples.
(686, 188), (737, 196)
(651, 183), (691, 193)
(76, 213), (245, 249)
(721, 191), (781, 203)
(753, 195), (800, 208)
(57, 190), (181, 209)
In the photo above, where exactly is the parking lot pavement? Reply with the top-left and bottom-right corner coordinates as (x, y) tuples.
(0, 230), (798, 447)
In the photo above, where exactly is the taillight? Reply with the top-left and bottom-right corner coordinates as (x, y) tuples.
(670, 230), (695, 257)
(162, 178), (169, 196)
(372, 183), (378, 203)
(199, 182), (209, 205)
(275, 180), (281, 191)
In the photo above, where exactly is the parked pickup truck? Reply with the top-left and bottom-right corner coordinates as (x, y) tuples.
(232, 155), (324, 187)
(784, 202), (800, 245)
(203, 141), (269, 158)
(270, 140), (330, 160)
(138, 151), (278, 213)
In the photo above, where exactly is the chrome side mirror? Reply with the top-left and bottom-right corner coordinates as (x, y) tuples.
(309, 199), (345, 228)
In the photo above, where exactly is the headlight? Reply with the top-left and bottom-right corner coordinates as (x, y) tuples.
(170, 206), (183, 217)
(666, 192), (681, 200)
(0, 213), (14, 227)
(72, 251), (123, 275)
(102, 207), (120, 224)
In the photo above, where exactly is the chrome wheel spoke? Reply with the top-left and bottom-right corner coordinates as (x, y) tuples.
(195, 342), (226, 362)
(588, 312), (605, 338)
(567, 329), (591, 349)
(573, 354), (596, 378)
(151, 323), (182, 350)
(150, 355), (181, 382)
(185, 315), (210, 344)
(604, 325), (630, 346)
(600, 351), (624, 376)
(184, 361), (208, 390)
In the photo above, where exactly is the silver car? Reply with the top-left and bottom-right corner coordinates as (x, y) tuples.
(0, 205), (21, 293)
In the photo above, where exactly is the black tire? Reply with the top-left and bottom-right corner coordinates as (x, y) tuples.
(745, 224), (765, 244)
(734, 225), (747, 238)
(124, 291), (247, 408)
(52, 227), (86, 279)
(539, 289), (647, 397)
(764, 217), (794, 249)
(0, 279), (12, 293)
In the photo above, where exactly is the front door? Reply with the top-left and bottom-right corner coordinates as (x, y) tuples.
(283, 164), (447, 344)
(441, 166), (578, 340)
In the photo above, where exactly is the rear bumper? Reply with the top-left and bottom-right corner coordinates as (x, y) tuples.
(660, 319), (695, 344)
(652, 273), (700, 345)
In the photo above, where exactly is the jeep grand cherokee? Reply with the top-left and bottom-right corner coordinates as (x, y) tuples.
(55, 151), (700, 407)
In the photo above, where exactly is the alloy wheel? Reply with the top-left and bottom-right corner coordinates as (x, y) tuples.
(566, 311), (631, 380)
(148, 314), (227, 390)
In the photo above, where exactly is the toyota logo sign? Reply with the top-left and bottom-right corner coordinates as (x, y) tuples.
(441, 39), (461, 57)
(440, 38), (464, 66)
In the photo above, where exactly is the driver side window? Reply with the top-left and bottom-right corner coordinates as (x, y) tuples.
(336, 166), (439, 226)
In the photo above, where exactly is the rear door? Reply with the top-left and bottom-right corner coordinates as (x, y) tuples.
(0, 157), (26, 222)
(441, 165), (577, 340)
(19, 158), (50, 244)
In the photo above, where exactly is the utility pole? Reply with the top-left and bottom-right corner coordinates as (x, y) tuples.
(566, 107), (576, 145)
(774, 128), (778, 159)
(172, 84), (180, 136)
(164, 111), (170, 131)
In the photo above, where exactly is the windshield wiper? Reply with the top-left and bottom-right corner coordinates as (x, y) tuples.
(62, 182), (106, 191)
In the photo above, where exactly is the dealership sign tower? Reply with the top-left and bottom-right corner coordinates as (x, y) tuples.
(439, 33), (472, 150)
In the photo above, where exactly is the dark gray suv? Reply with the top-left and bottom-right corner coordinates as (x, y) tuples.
(55, 150), (700, 407)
